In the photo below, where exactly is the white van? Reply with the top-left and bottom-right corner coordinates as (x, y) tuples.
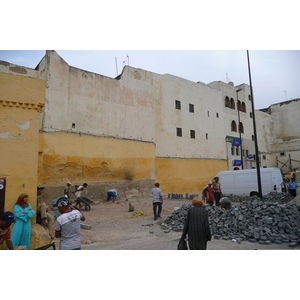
(214, 168), (283, 197)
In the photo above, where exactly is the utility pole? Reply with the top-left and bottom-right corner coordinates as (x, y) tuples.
(247, 50), (262, 199)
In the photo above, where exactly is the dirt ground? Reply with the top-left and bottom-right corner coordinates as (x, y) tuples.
(50, 197), (185, 249)
(48, 197), (300, 250)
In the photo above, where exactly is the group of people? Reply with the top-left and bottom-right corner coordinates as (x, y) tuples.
(0, 182), (89, 250)
(151, 181), (236, 250)
(201, 177), (231, 209)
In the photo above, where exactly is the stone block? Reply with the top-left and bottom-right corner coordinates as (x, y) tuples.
(80, 223), (91, 230)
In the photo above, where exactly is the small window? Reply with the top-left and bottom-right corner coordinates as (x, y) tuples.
(239, 122), (244, 134)
(189, 104), (194, 113)
(248, 94), (251, 101)
(246, 150), (249, 157)
(190, 130), (195, 139)
(231, 120), (237, 132)
(175, 100), (181, 110)
(263, 155), (266, 160)
(237, 100), (241, 111)
(206, 133), (208, 140)
(236, 147), (239, 156)
(250, 112), (253, 118)
(207, 111), (210, 117)
(242, 102), (246, 112)
(230, 98), (235, 109)
(225, 96), (230, 107)
(72, 123), (76, 128)
(177, 127), (182, 137)
(216, 113), (219, 118)
(280, 152), (285, 156)
(231, 147), (234, 155)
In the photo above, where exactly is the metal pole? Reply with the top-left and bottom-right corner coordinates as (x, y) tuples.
(236, 88), (243, 169)
(247, 50), (262, 199)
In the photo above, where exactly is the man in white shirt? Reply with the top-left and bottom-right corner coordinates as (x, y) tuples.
(55, 197), (85, 250)
(151, 182), (163, 221)
(74, 183), (88, 208)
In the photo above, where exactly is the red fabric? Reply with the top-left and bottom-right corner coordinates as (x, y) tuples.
(207, 187), (214, 202)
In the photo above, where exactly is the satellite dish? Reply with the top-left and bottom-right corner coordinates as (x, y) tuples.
(228, 81), (234, 86)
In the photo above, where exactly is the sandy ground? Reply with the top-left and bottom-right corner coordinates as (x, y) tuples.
(48, 197), (300, 250)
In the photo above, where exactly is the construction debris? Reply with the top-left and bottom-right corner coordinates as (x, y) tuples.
(160, 193), (300, 245)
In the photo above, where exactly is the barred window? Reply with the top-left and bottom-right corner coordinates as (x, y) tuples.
(175, 100), (181, 110)
(190, 130), (195, 139)
(189, 104), (194, 113)
(177, 127), (182, 137)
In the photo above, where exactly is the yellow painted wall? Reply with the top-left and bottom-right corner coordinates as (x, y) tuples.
(38, 132), (156, 185)
(155, 157), (228, 194)
(0, 73), (45, 214)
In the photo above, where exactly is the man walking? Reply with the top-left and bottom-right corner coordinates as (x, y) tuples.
(152, 182), (163, 221)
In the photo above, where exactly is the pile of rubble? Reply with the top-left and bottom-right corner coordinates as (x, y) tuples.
(160, 193), (300, 246)
(229, 192), (294, 204)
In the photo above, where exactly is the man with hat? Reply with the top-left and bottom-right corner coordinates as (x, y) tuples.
(55, 197), (85, 250)
(0, 211), (16, 250)
(64, 181), (72, 198)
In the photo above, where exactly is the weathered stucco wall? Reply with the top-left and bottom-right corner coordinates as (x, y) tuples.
(39, 51), (155, 142)
(0, 72), (45, 214)
(155, 157), (228, 194)
(38, 132), (156, 186)
(153, 75), (227, 160)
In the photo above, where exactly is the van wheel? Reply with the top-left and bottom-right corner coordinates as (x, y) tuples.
(250, 191), (259, 197)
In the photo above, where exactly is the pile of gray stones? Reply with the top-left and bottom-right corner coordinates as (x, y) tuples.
(160, 192), (300, 247)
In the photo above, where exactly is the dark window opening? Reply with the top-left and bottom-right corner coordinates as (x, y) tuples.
(177, 127), (182, 137)
(190, 130), (195, 139)
(231, 120), (237, 132)
(230, 98), (235, 109)
(175, 100), (181, 110)
(239, 122), (244, 134)
(242, 102), (246, 112)
(225, 96), (230, 107)
(189, 104), (194, 113)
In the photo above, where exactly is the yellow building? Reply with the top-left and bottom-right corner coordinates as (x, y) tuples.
(0, 63), (45, 249)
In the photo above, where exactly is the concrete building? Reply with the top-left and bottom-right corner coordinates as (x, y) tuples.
(1, 50), (299, 207)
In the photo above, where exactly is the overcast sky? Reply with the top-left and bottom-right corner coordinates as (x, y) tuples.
(1, 50), (299, 109)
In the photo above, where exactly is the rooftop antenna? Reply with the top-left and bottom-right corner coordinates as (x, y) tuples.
(115, 57), (118, 76)
(284, 90), (287, 101)
(226, 72), (229, 83)
(126, 54), (129, 66)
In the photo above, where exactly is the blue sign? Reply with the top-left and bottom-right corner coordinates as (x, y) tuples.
(232, 139), (240, 147)
(233, 160), (242, 166)
(247, 154), (254, 159)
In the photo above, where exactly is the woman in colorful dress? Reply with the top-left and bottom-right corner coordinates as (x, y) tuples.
(11, 193), (35, 250)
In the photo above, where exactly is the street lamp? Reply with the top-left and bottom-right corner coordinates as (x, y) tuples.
(236, 88), (243, 170)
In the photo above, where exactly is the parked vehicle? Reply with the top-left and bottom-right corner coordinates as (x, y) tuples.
(213, 168), (284, 197)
